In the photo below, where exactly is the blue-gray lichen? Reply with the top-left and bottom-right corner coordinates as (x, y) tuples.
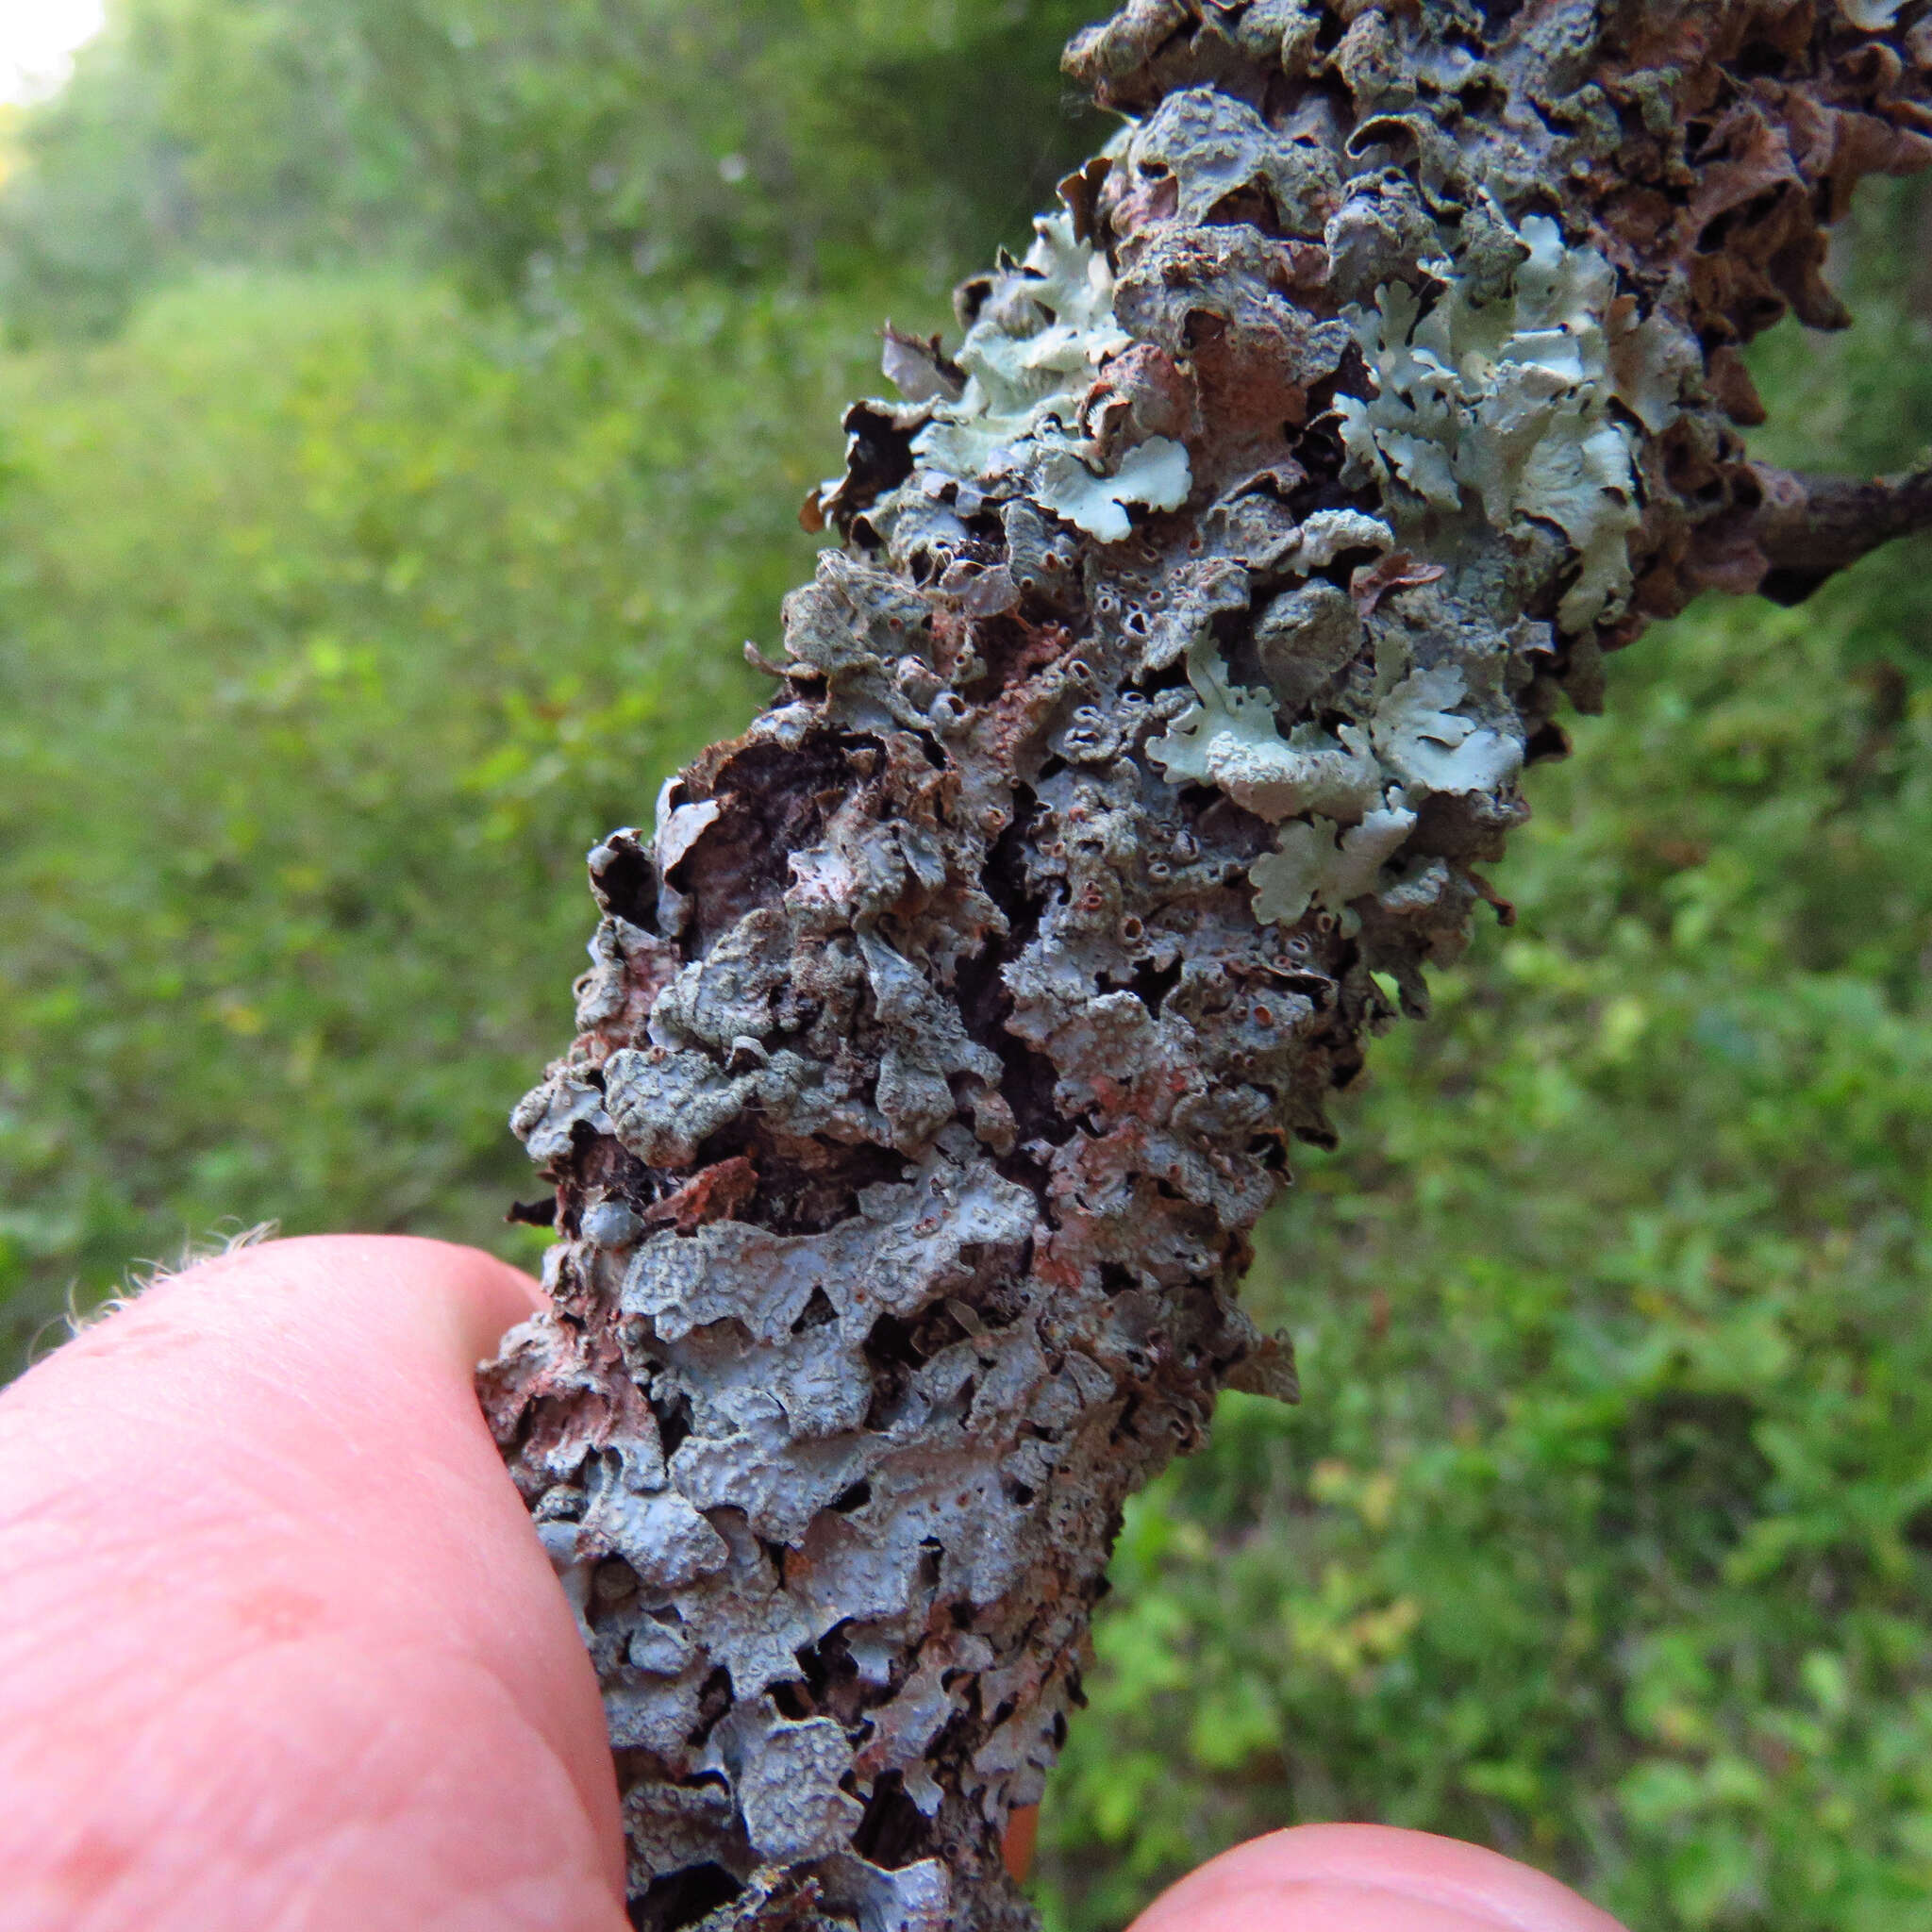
(483, 6), (1932, 1927)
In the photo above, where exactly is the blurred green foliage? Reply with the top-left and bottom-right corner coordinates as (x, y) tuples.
(0, 265), (890, 1353)
(0, 0), (1104, 341)
(2, 8), (1931, 1930)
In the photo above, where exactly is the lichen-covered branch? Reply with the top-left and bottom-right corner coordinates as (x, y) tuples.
(1741, 460), (1932, 602)
(480, 7), (1932, 1928)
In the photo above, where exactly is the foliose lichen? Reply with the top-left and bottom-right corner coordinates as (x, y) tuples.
(483, 6), (1932, 1926)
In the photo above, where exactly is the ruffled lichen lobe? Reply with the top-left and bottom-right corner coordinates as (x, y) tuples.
(483, 5), (1932, 1926)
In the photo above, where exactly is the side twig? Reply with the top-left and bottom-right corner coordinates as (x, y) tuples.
(1749, 462), (1932, 605)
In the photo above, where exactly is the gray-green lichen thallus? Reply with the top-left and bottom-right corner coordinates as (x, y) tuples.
(482, 5), (1932, 1926)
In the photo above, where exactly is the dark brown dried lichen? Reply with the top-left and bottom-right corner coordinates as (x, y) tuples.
(481, 6), (1932, 1926)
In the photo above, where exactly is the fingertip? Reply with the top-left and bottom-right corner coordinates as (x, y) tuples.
(1129, 1825), (1627, 1932)
(0, 1230), (625, 1921)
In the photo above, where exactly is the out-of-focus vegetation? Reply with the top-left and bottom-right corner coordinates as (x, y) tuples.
(0, 268), (869, 1342)
(0, 0), (1102, 1352)
(0, 0), (1104, 341)
(2, 7), (1930, 1930)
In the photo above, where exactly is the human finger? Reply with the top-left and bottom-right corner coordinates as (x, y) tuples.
(1128, 1824), (1628, 1932)
(0, 1233), (627, 1932)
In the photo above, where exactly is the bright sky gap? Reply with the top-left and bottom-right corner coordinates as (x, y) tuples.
(0, 0), (107, 107)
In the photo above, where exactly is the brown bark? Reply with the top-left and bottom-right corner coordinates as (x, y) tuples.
(1745, 460), (1932, 603)
(479, 6), (1932, 1927)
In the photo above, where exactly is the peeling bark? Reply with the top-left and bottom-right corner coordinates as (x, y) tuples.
(479, 7), (1932, 1927)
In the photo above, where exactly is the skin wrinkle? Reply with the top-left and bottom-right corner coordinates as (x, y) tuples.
(0, 1529), (583, 1817)
(200, 1650), (606, 1932)
(4, 1328), (558, 1717)
(223, 1729), (594, 1932)
(9, 1567), (615, 1915)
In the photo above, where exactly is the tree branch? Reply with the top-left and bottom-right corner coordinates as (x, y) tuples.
(1750, 462), (1932, 607)
(480, 6), (1932, 1927)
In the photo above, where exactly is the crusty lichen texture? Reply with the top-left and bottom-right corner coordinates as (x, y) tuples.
(482, 6), (1932, 1927)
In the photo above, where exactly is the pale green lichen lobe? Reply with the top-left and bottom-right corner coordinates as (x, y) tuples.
(910, 209), (1194, 541)
(1338, 213), (1665, 633)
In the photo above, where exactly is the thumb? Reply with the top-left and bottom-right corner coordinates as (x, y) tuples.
(0, 1233), (625, 1932)
(1130, 1824), (1628, 1932)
